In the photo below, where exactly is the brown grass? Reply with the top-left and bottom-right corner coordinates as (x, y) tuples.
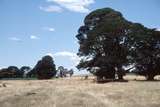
(0, 75), (160, 107)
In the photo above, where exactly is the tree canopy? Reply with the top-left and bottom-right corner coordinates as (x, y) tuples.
(32, 55), (57, 79)
(0, 66), (23, 79)
(0, 56), (57, 80)
(76, 8), (160, 81)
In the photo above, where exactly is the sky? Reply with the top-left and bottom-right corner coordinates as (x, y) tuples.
(0, 0), (160, 74)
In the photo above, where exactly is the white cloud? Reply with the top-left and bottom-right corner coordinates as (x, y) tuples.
(30, 35), (39, 40)
(8, 37), (21, 41)
(0, 66), (7, 69)
(47, 0), (95, 13)
(156, 28), (160, 31)
(39, 5), (63, 12)
(53, 51), (80, 64)
(43, 27), (55, 32)
(46, 53), (54, 57)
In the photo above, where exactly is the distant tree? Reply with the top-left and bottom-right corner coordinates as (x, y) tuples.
(20, 66), (31, 77)
(26, 69), (36, 78)
(33, 55), (56, 79)
(20, 66), (31, 72)
(69, 69), (74, 77)
(0, 68), (8, 79)
(57, 66), (65, 77)
(56, 66), (74, 77)
(0, 66), (23, 78)
(8, 66), (23, 78)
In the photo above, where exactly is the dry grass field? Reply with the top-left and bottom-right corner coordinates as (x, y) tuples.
(0, 75), (160, 107)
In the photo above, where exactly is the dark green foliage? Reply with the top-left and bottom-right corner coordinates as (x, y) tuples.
(56, 66), (74, 77)
(0, 66), (23, 79)
(0, 56), (57, 80)
(26, 69), (36, 78)
(76, 7), (160, 81)
(20, 66), (31, 73)
(33, 55), (56, 79)
(133, 30), (160, 80)
(76, 8), (130, 80)
(20, 66), (32, 78)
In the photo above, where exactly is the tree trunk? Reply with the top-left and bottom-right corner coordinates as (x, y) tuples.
(97, 76), (103, 82)
(117, 66), (125, 80)
(118, 74), (124, 80)
(146, 74), (154, 81)
(117, 70), (124, 80)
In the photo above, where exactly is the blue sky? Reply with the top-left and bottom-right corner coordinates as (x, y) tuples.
(0, 0), (160, 73)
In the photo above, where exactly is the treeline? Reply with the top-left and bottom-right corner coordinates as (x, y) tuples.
(0, 66), (30, 79)
(76, 8), (160, 81)
(0, 55), (57, 79)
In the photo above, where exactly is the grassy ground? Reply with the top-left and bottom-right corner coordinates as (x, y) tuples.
(0, 75), (160, 107)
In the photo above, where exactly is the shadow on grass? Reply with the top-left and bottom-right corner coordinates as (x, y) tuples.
(0, 78), (37, 81)
(134, 79), (160, 82)
(95, 79), (160, 84)
(96, 79), (128, 84)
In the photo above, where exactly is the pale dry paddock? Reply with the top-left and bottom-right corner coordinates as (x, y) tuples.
(0, 75), (160, 107)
